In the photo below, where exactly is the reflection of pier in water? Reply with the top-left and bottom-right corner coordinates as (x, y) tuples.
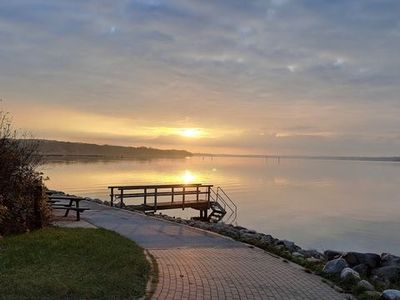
(108, 184), (237, 223)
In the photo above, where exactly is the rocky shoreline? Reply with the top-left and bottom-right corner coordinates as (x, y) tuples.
(150, 213), (400, 300)
(50, 191), (400, 300)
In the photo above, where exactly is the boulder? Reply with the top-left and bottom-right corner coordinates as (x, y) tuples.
(343, 252), (381, 268)
(323, 258), (348, 274)
(306, 257), (323, 264)
(372, 266), (400, 283)
(357, 280), (375, 292)
(364, 253), (382, 269)
(340, 267), (361, 283)
(343, 252), (363, 266)
(277, 240), (301, 253)
(381, 254), (400, 267)
(353, 263), (369, 277)
(240, 232), (262, 245)
(259, 234), (275, 246)
(220, 227), (240, 239)
(292, 252), (305, 258)
(324, 250), (343, 261)
(361, 291), (382, 299)
(301, 249), (324, 259)
(381, 290), (400, 300)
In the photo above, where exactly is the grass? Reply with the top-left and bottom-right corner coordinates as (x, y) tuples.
(0, 227), (150, 300)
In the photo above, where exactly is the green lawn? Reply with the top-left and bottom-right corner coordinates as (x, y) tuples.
(0, 227), (150, 300)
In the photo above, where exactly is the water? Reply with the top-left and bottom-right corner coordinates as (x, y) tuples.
(41, 156), (400, 255)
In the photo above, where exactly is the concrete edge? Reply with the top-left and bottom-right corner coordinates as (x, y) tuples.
(143, 250), (159, 300)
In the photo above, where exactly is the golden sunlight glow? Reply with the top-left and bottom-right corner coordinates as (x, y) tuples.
(179, 128), (202, 138)
(182, 170), (196, 183)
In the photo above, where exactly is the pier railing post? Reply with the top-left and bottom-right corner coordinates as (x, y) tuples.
(182, 186), (185, 210)
(207, 186), (211, 206)
(154, 188), (158, 212)
(144, 188), (147, 207)
(120, 189), (124, 208)
(171, 187), (174, 203)
(110, 187), (114, 207)
(196, 186), (199, 202)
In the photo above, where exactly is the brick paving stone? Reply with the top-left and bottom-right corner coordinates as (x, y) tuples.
(82, 201), (347, 300)
(150, 247), (346, 300)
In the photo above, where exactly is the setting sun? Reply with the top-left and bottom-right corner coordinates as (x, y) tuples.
(179, 128), (201, 138)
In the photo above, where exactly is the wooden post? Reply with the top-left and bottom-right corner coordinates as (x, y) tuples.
(207, 186), (211, 206)
(110, 187), (114, 207)
(154, 188), (158, 212)
(120, 189), (124, 208)
(144, 188), (147, 207)
(196, 186), (199, 202)
(76, 199), (80, 221)
(182, 186), (185, 210)
(171, 187), (174, 203)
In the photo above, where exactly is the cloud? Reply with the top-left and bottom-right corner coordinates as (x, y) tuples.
(1, 0), (400, 155)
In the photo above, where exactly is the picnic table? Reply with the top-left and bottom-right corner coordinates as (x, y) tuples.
(48, 195), (90, 221)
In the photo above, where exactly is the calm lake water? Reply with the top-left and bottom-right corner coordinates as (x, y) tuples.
(42, 156), (400, 255)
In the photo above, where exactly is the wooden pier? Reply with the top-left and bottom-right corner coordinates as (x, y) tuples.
(108, 184), (237, 223)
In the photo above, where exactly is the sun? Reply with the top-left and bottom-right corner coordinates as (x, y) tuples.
(179, 128), (201, 138)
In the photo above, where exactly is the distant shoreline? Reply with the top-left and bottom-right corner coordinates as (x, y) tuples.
(194, 153), (400, 163)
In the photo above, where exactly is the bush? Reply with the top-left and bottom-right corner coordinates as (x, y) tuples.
(0, 109), (50, 235)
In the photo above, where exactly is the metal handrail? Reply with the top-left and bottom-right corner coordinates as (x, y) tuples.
(210, 187), (237, 223)
(217, 187), (237, 213)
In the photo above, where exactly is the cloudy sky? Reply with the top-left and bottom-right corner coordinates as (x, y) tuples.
(1, 0), (400, 155)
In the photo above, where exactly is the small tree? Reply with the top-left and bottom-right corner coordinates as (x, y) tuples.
(0, 108), (50, 235)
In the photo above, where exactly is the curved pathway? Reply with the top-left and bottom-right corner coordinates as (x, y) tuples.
(82, 201), (346, 300)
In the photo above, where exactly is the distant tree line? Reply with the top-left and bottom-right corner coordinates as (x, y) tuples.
(34, 140), (192, 159)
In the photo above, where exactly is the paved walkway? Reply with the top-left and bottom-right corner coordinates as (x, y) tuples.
(82, 201), (346, 300)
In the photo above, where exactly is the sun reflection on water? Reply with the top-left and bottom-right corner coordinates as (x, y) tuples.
(182, 170), (196, 184)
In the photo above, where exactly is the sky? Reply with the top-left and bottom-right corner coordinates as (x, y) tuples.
(1, 0), (400, 155)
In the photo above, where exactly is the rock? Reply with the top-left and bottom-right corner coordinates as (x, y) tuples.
(372, 266), (400, 283)
(381, 254), (400, 267)
(340, 267), (361, 283)
(292, 252), (304, 258)
(323, 258), (348, 274)
(301, 249), (324, 259)
(277, 240), (301, 253)
(343, 252), (363, 266)
(353, 263), (369, 277)
(324, 250), (343, 261)
(381, 290), (400, 300)
(259, 234), (275, 246)
(220, 227), (240, 239)
(357, 280), (375, 291)
(364, 253), (382, 269)
(306, 257), (323, 264)
(342, 252), (381, 268)
(360, 291), (382, 299)
(239, 228), (256, 235)
(234, 225), (246, 230)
